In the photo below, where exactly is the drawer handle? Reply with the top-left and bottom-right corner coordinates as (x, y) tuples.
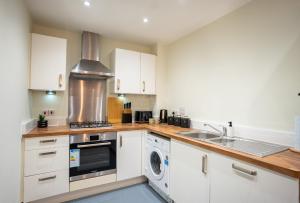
(39, 151), (56, 156)
(202, 154), (208, 175)
(120, 135), (123, 147)
(38, 175), (56, 182)
(232, 163), (257, 176)
(40, 139), (57, 144)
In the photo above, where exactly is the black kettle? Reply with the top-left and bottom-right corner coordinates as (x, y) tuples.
(159, 109), (168, 123)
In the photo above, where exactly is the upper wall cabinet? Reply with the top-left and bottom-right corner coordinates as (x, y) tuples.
(30, 33), (67, 91)
(111, 48), (156, 95)
(140, 53), (156, 95)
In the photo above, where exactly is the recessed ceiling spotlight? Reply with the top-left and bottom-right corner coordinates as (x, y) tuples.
(84, 1), (90, 7)
(143, 18), (149, 23)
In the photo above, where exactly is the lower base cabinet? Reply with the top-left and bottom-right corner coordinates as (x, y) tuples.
(117, 131), (142, 181)
(23, 136), (69, 202)
(170, 139), (299, 203)
(209, 153), (299, 203)
(24, 169), (69, 202)
(170, 140), (210, 203)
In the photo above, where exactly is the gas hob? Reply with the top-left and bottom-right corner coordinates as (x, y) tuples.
(69, 121), (112, 129)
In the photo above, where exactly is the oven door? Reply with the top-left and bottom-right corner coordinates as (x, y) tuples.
(69, 140), (116, 182)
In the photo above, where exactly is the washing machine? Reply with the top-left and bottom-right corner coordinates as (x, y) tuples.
(146, 132), (171, 201)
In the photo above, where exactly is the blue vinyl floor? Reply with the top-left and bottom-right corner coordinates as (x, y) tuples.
(68, 183), (166, 203)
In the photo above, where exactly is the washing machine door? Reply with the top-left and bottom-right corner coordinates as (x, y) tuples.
(149, 147), (165, 180)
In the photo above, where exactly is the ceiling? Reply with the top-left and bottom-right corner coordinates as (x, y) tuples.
(25, 0), (251, 45)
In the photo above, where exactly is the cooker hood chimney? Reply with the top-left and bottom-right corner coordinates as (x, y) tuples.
(71, 31), (114, 77)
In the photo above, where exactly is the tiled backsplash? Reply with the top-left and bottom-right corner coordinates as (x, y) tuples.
(121, 94), (156, 111)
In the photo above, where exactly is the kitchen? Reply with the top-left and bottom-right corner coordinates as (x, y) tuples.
(1, 0), (300, 203)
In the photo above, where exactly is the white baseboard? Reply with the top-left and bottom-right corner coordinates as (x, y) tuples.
(191, 120), (295, 147)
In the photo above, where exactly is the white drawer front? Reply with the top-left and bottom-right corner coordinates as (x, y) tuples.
(24, 170), (69, 203)
(24, 147), (69, 176)
(25, 135), (69, 150)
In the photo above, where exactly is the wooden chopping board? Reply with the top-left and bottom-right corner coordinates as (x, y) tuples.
(107, 97), (123, 124)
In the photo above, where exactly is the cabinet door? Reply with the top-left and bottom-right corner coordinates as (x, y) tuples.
(170, 140), (210, 203)
(114, 49), (140, 94)
(117, 131), (142, 181)
(140, 53), (156, 94)
(30, 33), (67, 91)
(210, 153), (299, 203)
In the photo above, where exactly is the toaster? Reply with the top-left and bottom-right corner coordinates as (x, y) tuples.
(135, 111), (153, 123)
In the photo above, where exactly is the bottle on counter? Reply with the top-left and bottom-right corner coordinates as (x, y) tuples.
(227, 121), (234, 137)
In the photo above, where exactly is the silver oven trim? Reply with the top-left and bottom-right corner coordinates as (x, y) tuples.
(70, 169), (117, 182)
(70, 132), (117, 144)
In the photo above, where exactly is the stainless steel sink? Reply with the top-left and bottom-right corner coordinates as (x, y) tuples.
(207, 137), (289, 157)
(177, 130), (221, 140)
(177, 130), (289, 157)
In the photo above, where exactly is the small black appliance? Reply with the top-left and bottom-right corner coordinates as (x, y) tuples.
(159, 109), (168, 123)
(135, 111), (153, 123)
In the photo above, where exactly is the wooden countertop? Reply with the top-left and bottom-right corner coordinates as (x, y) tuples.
(24, 123), (300, 179)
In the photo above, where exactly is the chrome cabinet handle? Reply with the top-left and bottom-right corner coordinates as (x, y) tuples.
(120, 135), (123, 147)
(58, 74), (63, 88)
(142, 81), (145, 92)
(38, 175), (56, 182)
(202, 154), (208, 174)
(117, 79), (120, 91)
(39, 151), (56, 156)
(40, 139), (57, 144)
(232, 163), (257, 176)
(77, 142), (111, 148)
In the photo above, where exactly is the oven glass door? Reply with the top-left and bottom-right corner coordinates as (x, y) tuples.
(70, 140), (116, 179)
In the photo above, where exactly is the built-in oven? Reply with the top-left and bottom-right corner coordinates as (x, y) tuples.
(69, 132), (117, 182)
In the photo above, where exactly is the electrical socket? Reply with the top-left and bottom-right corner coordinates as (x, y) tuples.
(49, 109), (55, 116)
(42, 109), (55, 116)
(179, 107), (185, 116)
(42, 110), (49, 116)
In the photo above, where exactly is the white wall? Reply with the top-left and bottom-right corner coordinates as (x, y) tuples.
(153, 44), (169, 117)
(0, 0), (31, 202)
(165, 0), (300, 132)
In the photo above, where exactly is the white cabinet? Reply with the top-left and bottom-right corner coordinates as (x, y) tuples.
(25, 135), (69, 150)
(210, 153), (299, 203)
(140, 53), (156, 94)
(117, 131), (142, 181)
(23, 135), (69, 202)
(111, 48), (156, 95)
(24, 147), (69, 176)
(112, 49), (141, 94)
(30, 33), (67, 91)
(24, 170), (69, 203)
(170, 139), (210, 203)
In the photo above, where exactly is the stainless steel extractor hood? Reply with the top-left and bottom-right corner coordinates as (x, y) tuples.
(68, 31), (113, 124)
(71, 31), (114, 78)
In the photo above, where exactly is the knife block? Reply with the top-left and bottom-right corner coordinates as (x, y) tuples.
(122, 109), (132, 123)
